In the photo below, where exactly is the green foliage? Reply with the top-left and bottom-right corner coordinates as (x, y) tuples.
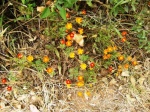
(79, 54), (89, 62)
(110, 0), (137, 16)
(69, 67), (79, 79)
(84, 70), (97, 83)
(52, 0), (78, 20)
(31, 59), (47, 72)
(40, 7), (51, 18)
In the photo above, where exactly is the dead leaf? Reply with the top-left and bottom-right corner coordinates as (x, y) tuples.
(138, 76), (145, 86)
(130, 75), (136, 87)
(121, 70), (129, 76)
(109, 78), (117, 86)
(30, 105), (40, 112)
(37, 6), (45, 13)
(126, 94), (136, 104)
(73, 33), (86, 46)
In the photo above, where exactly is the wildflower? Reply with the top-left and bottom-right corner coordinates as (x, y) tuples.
(60, 39), (66, 44)
(103, 49), (108, 54)
(121, 36), (127, 42)
(107, 46), (113, 52)
(78, 75), (84, 81)
(78, 28), (83, 34)
(66, 79), (71, 84)
(124, 63), (129, 69)
(77, 81), (84, 87)
(108, 66), (113, 73)
(17, 53), (23, 59)
(80, 63), (87, 70)
(90, 62), (95, 68)
(43, 56), (50, 63)
(1, 78), (7, 84)
(85, 91), (91, 96)
(76, 17), (82, 24)
(113, 46), (117, 50)
(66, 40), (72, 47)
(118, 55), (124, 61)
(132, 61), (138, 66)
(121, 31), (127, 36)
(66, 13), (70, 18)
(66, 35), (72, 40)
(81, 10), (86, 15)
(46, 67), (53, 74)
(69, 32), (74, 38)
(77, 48), (84, 55)
(69, 52), (75, 58)
(77, 91), (83, 97)
(127, 56), (132, 61)
(103, 55), (108, 60)
(7, 86), (12, 91)
(106, 54), (111, 59)
(66, 23), (72, 30)
(27, 55), (34, 62)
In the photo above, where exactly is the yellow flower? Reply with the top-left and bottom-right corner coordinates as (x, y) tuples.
(76, 17), (82, 24)
(113, 46), (117, 50)
(77, 91), (83, 97)
(67, 84), (71, 88)
(27, 55), (34, 62)
(78, 28), (83, 34)
(66, 35), (72, 40)
(80, 63), (87, 70)
(107, 46), (113, 52)
(77, 81), (84, 87)
(66, 23), (72, 30)
(85, 91), (91, 96)
(77, 48), (84, 55)
(69, 52), (75, 58)
(127, 56), (132, 61)
(103, 49), (108, 54)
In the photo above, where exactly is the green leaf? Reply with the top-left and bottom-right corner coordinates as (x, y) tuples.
(59, 7), (66, 20)
(86, 0), (93, 7)
(55, 49), (60, 60)
(79, 54), (89, 62)
(40, 7), (51, 19)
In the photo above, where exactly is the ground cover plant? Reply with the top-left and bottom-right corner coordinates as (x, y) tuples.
(0, 0), (150, 112)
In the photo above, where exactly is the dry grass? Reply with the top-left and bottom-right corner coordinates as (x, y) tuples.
(0, 58), (149, 112)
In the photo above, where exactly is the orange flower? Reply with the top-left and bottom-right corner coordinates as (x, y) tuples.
(132, 61), (138, 66)
(118, 55), (124, 61)
(113, 46), (117, 50)
(121, 31), (127, 36)
(17, 53), (23, 59)
(127, 56), (132, 61)
(66, 13), (70, 18)
(46, 67), (53, 74)
(43, 56), (50, 63)
(103, 54), (111, 60)
(124, 63), (129, 69)
(66, 35), (72, 40)
(107, 46), (113, 52)
(103, 49), (108, 54)
(78, 76), (84, 81)
(66, 40), (72, 47)
(81, 10), (86, 15)
(121, 36), (127, 42)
